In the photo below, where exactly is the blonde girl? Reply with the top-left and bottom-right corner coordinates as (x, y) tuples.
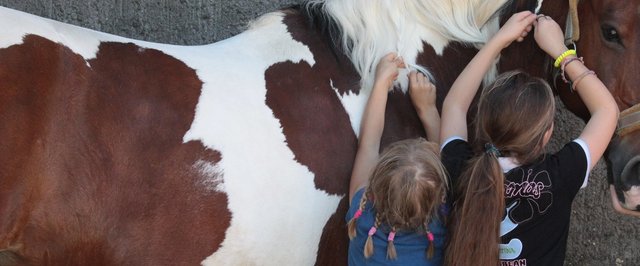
(347, 53), (449, 265)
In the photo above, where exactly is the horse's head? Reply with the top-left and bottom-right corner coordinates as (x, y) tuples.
(609, 103), (640, 214)
(555, 0), (640, 213)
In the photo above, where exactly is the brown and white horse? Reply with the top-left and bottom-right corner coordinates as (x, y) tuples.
(0, 0), (637, 265)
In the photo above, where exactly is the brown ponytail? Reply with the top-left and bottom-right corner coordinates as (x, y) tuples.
(445, 153), (505, 266)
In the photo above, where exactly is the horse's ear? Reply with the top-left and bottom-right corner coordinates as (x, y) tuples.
(0, 247), (25, 266)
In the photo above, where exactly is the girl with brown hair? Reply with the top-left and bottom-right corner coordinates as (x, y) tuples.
(347, 53), (449, 265)
(440, 11), (619, 266)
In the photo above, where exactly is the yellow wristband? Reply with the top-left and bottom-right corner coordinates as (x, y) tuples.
(554, 49), (577, 68)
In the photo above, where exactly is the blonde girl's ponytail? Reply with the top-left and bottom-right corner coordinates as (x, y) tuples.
(347, 193), (368, 239)
(364, 216), (380, 258)
(426, 228), (435, 259)
(386, 228), (397, 259)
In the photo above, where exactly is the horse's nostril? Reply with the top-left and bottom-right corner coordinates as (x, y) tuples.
(620, 156), (640, 187)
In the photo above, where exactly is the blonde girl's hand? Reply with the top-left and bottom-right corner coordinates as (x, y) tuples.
(409, 71), (437, 113)
(492, 10), (537, 48)
(374, 52), (405, 90)
(410, 71), (440, 142)
(533, 14), (569, 59)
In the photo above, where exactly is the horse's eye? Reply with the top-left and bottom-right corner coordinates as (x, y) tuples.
(601, 24), (622, 45)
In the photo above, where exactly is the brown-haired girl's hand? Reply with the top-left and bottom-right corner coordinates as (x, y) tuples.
(492, 10), (537, 48)
(374, 52), (405, 90)
(533, 14), (567, 59)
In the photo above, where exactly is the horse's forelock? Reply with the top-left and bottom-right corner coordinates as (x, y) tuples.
(303, 0), (513, 92)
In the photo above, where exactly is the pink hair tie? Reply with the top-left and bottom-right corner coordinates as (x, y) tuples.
(354, 209), (363, 219)
(427, 231), (434, 242)
(368, 226), (377, 236)
(387, 231), (396, 241)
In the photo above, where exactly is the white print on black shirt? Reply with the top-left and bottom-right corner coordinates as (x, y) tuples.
(500, 169), (554, 263)
(500, 203), (523, 260)
(504, 168), (553, 224)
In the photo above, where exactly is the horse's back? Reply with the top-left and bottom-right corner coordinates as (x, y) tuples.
(0, 6), (360, 266)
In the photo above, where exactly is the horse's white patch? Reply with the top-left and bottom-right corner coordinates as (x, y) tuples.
(0, 6), (115, 59)
(330, 79), (368, 138)
(0, 6), (203, 62)
(179, 13), (340, 266)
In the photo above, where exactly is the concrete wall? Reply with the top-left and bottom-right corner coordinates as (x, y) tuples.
(0, 0), (301, 45)
(1, 1), (637, 265)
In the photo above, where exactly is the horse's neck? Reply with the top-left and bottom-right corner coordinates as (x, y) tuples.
(307, 0), (514, 92)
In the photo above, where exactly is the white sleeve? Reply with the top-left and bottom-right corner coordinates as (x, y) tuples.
(440, 136), (465, 152)
(572, 138), (591, 189)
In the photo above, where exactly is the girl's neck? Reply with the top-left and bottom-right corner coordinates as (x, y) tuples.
(498, 157), (521, 173)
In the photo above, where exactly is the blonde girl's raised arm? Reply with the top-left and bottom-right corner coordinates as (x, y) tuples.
(534, 17), (619, 170)
(440, 11), (537, 145)
(349, 53), (405, 203)
(409, 71), (440, 142)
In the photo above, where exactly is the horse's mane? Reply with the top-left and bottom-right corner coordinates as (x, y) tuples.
(301, 0), (526, 91)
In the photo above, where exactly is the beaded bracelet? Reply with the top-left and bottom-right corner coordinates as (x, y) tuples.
(554, 49), (577, 68)
(571, 70), (596, 91)
(561, 56), (584, 83)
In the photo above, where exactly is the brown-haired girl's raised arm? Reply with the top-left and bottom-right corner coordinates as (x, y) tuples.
(440, 11), (537, 146)
(534, 17), (619, 170)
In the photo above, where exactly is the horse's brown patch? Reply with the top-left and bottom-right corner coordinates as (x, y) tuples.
(263, 10), (360, 265)
(266, 11), (360, 196)
(0, 35), (230, 265)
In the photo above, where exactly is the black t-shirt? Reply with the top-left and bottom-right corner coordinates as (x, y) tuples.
(441, 138), (589, 266)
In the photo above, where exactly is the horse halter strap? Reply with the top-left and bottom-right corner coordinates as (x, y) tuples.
(564, 0), (580, 45)
(618, 103), (640, 136)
